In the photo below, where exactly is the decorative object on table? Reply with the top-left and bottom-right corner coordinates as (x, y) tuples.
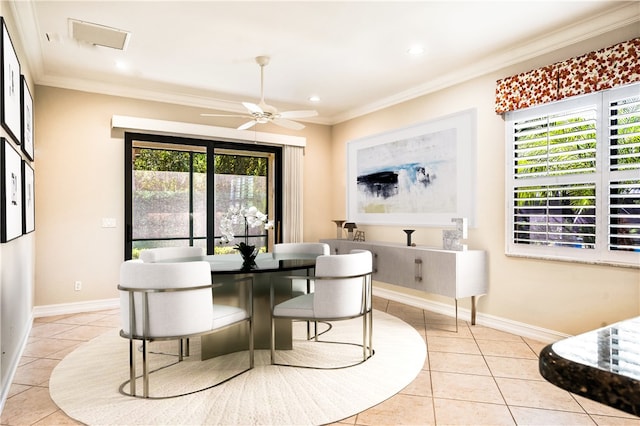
(442, 217), (468, 251)
(343, 222), (357, 240)
(20, 75), (33, 160)
(220, 205), (273, 268)
(236, 242), (258, 269)
(403, 229), (415, 246)
(354, 230), (366, 242)
(332, 220), (346, 239)
(1, 138), (22, 242)
(346, 109), (476, 227)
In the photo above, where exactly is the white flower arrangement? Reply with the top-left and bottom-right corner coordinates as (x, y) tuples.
(219, 205), (273, 245)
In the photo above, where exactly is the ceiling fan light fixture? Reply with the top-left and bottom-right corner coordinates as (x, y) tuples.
(203, 55), (317, 131)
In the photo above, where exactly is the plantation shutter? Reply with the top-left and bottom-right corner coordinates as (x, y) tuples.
(607, 87), (640, 251)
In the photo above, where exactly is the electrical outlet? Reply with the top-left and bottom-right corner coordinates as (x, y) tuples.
(74, 281), (82, 291)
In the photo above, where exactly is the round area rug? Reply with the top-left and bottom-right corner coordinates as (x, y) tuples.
(50, 310), (425, 425)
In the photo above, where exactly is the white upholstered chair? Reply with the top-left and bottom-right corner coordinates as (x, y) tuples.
(273, 242), (330, 338)
(272, 242), (330, 256)
(139, 246), (206, 356)
(272, 242), (329, 293)
(270, 249), (373, 367)
(118, 260), (253, 398)
(139, 246), (205, 262)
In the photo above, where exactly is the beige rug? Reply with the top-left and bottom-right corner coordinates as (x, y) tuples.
(50, 310), (425, 425)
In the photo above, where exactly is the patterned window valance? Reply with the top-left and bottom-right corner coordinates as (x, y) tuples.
(495, 38), (639, 114)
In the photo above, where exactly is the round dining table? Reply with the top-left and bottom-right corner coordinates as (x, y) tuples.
(198, 252), (319, 360)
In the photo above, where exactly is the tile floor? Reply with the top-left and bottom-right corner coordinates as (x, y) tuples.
(2, 297), (639, 425)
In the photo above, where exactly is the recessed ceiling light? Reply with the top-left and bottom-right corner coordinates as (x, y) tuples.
(115, 60), (129, 71)
(407, 45), (425, 56)
(308, 95), (321, 103)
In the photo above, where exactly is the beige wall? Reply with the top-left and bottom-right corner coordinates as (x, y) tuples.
(34, 87), (333, 306)
(331, 24), (640, 335)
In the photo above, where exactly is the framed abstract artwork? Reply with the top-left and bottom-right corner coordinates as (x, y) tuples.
(22, 160), (34, 234)
(1, 138), (22, 242)
(0, 18), (21, 144)
(346, 109), (477, 227)
(21, 75), (33, 160)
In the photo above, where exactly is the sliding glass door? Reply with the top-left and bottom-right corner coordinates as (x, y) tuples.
(124, 133), (281, 259)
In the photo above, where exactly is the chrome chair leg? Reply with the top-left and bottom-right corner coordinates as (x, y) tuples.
(129, 338), (136, 396)
(142, 339), (149, 398)
(249, 317), (255, 368)
(270, 316), (276, 364)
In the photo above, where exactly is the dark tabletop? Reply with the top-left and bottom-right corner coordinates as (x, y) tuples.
(162, 252), (318, 274)
(539, 316), (640, 416)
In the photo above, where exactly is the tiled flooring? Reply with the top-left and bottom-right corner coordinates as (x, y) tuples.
(2, 297), (639, 425)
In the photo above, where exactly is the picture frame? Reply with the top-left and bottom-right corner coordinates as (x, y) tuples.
(0, 17), (21, 144)
(346, 108), (476, 227)
(1, 138), (22, 242)
(21, 75), (33, 160)
(22, 160), (34, 234)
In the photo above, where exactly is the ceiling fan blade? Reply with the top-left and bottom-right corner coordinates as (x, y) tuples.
(272, 118), (306, 130)
(242, 102), (263, 115)
(279, 110), (318, 119)
(238, 120), (258, 130)
(201, 113), (250, 118)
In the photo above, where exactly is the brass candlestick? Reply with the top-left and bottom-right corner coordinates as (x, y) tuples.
(332, 220), (346, 239)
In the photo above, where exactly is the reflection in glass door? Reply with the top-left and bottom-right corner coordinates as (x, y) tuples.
(213, 149), (274, 254)
(130, 143), (206, 258)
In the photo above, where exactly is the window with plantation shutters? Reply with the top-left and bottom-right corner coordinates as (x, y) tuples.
(505, 83), (639, 267)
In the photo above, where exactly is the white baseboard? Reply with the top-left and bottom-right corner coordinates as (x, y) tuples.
(33, 298), (120, 318)
(373, 286), (570, 344)
(0, 315), (32, 415)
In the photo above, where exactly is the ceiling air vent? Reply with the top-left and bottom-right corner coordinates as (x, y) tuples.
(69, 18), (130, 50)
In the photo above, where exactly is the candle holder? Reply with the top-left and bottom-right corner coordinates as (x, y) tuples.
(344, 222), (358, 240)
(332, 220), (346, 239)
(403, 229), (415, 246)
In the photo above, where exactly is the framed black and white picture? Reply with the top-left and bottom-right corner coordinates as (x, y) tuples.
(1, 138), (22, 242)
(21, 75), (33, 160)
(22, 160), (34, 234)
(1, 17), (21, 144)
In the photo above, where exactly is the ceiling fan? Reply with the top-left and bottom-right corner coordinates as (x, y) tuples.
(201, 56), (318, 131)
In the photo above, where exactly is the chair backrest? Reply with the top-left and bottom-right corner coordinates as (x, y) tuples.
(313, 250), (372, 318)
(119, 260), (213, 338)
(272, 242), (330, 255)
(139, 246), (205, 263)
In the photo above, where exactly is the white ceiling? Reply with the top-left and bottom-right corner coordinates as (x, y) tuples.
(9, 1), (640, 126)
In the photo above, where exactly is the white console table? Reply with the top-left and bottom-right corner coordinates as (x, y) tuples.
(320, 239), (487, 327)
